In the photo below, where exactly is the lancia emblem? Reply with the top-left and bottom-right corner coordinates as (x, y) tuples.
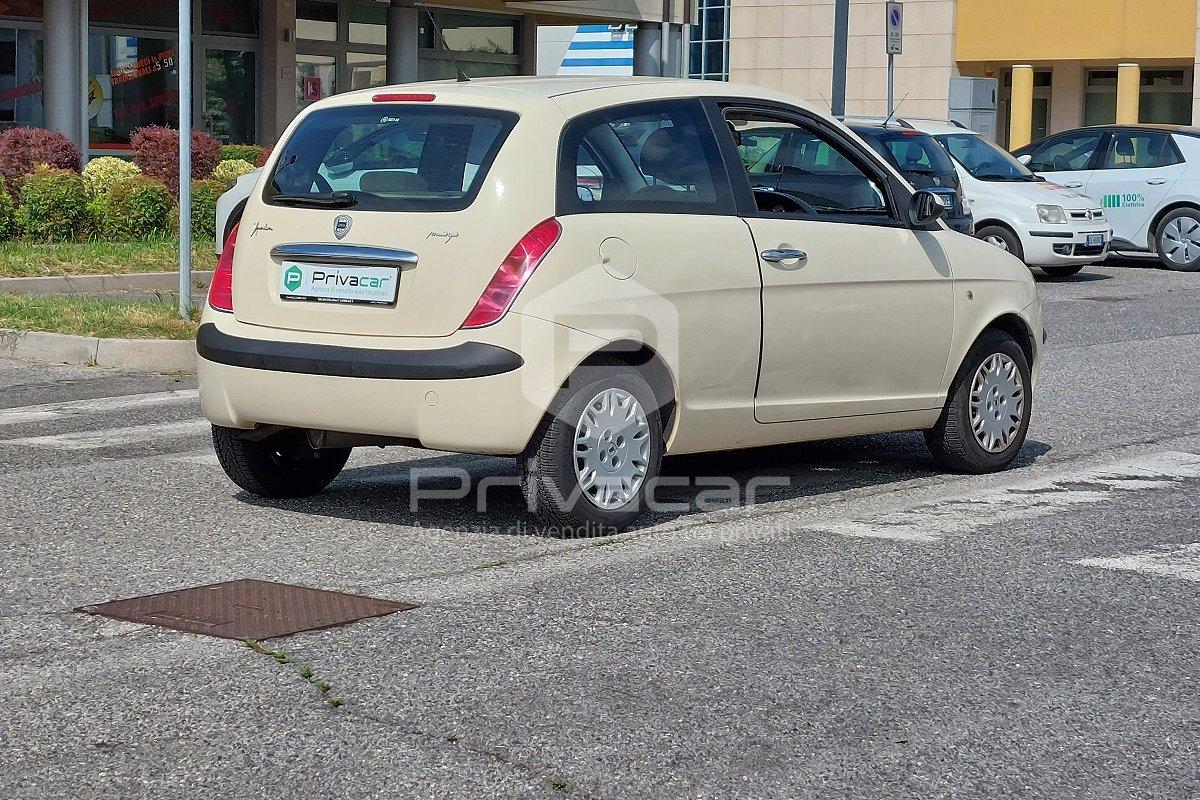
(333, 214), (352, 240)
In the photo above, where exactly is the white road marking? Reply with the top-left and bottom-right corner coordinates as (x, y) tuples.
(1075, 544), (1200, 583)
(3, 419), (211, 450)
(809, 451), (1200, 543)
(0, 390), (199, 427)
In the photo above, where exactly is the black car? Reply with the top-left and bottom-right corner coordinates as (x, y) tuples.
(848, 122), (974, 234)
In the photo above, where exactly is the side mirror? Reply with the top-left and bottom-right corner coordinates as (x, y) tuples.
(909, 189), (947, 228)
(1017, 153), (1033, 165)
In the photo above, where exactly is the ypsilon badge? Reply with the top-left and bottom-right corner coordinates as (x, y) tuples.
(333, 214), (353, 239)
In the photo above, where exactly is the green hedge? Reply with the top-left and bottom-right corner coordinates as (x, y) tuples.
(220, 144), (264, 164)
(0, 189), (16, 241)
(104, 175), (173, 240)
(16, 166), (89, 241)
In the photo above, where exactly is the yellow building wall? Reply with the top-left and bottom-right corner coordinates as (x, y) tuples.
(956, 0), (1197, 62)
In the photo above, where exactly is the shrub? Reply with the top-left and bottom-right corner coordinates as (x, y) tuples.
(15, 166), (89, 241)
(130, 126), (221, 193)
(210, 158), (257, 189)
(85, 193), (109, 239)
(220, 144), (264, 164)
(183, 178), (223, 240)
(0, 189), (16, 240)
(81, 156), (141, 197)
(104, 175), (173, 239)
(256, 145), (273, 168)
(0, 127), (81, 191)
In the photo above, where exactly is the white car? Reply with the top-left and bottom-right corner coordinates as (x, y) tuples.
(1015, 124), (1200, 271)
(216, 169), (261, 254)
(891, 119), (1111, 278)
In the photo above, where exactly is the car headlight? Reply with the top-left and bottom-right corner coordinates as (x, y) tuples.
(1036, 204), (1068, 224)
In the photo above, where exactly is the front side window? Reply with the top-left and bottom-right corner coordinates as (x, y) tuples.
(267, 104), (516, 211)
(1099, 132), (1181, 170)
(938, 133), (1039, 182)
(557, 100), (732, 214)
(724, 111), (890, 219)
(1025, 133), (1104, 172)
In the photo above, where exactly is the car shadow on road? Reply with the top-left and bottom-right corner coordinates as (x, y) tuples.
(237, 433), (1053, 538)
(1034, 270), (1112, 283)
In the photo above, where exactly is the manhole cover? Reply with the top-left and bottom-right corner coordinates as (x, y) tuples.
(77, 579), (417, 640)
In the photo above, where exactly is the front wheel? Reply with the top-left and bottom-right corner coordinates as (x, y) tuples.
(1154, 208), (1200, 271)
(520, 363), (664, 536)
(977, 225), (1025, 264)
(925, 330), (1032, 473)
(212, 425), (351, 498)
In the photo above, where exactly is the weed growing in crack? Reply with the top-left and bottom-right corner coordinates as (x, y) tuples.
(244, 639), (342, 709)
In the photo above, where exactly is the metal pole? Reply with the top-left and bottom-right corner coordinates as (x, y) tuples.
(178, 0), (191, 319)
(887, 53), (894, 115)
(831, 0), (849, 117)
(79, 0), (88, 165)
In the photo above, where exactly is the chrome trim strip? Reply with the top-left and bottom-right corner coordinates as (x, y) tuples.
(270, 243), (418, 268)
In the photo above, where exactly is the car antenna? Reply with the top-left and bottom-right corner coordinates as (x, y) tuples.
(883, 92), (912, 128)
(419, 5), (470, 82)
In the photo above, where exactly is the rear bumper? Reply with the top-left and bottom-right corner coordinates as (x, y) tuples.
(197, 323), (523, 380)
(196, 312), (603, 456)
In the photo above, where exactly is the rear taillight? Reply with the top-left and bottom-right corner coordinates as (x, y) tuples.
(208, 222), (238, 313)
(461, 218), (561, 330)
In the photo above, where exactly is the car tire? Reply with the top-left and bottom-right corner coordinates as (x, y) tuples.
(1040, 264), (1084, 278)
(977, 225), (1025, 263)
(520, 362), (665, 536)
(1154, 208), (1200, 272)
(212, 425), (351, 498)
(924, 329), (1032, 474)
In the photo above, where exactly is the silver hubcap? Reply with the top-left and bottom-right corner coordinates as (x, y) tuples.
(574, 388), (651, 510)
(984, 234), (1010, 252)
(969, 353), (1025, 453)
(1161, 216), (1200, 264)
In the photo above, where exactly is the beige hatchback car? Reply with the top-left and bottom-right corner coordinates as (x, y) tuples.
(198, 77), (1042, 533)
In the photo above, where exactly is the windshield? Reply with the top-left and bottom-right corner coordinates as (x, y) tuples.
(266, 104), (517, 211)
(936, 133), (1038, 181)
(854, 128), (957, 177)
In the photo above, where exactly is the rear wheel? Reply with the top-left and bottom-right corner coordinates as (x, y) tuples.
(977, 225), (1025, 263)
(520, 363), (664, 536)
(212, 425), (350, 498)
(1040, 264), (1084, 279)
(1154, 208), (1200, 271)
(925, 329), (1032, 473)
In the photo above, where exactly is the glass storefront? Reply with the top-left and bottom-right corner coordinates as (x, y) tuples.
(1085, 68), (1193, 126)
(88, 34), (179, 147)
(0, 26), (44, 128)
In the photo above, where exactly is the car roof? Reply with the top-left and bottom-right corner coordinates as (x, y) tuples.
(1017, 123), (1200, 150)
(305, 76), (828, 122)
(842, 116), (971, 135)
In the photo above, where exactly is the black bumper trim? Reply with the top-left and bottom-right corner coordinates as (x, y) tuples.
(196, 323), (523, 380)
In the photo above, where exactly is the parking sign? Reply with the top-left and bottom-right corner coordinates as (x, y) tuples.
(886, 1), (903, 55)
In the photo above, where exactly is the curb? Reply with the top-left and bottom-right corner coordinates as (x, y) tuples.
(0, 328), (195, 373)
(0, 271), (213, 298)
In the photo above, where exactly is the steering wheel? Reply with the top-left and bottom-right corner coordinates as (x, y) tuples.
(311, 173), (333, 194)
(752, 187), (818, 215)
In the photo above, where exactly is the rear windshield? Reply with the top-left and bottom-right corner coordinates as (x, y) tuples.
(853, 128), (957, 178)
(265, 104), (517, 211)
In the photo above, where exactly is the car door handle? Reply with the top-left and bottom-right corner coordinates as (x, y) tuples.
(1147, 178), (1168, 185)
(1063, 182), (1085, 188)
(760, 248), (808, 268)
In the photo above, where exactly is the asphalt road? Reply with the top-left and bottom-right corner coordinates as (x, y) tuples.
(2, 256), (1199, 800)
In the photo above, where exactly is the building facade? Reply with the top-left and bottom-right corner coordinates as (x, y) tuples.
(0, 0), (690, 155)
(727, 0), (1200, 147)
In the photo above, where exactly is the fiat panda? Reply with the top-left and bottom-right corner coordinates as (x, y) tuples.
(197, 77), (1042, 533)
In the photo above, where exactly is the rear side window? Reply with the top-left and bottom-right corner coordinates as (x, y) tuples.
(1099, 132), (1182, 170)
(266, 104), (517, 211)
(557, 99), (734, 215)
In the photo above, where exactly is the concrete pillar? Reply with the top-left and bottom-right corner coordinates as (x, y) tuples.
(1049, 61), (1085, 134)
(44, 0), (83, 148)
(633, 22), (662, 77)
(262, 0), (297, 144)
(386, 0), (420, 84)
(1116, 62), (1141, 124)
(519, 15), (537, 75)
(663, 24), (683, 78)
(1008, 64), (1034, 150)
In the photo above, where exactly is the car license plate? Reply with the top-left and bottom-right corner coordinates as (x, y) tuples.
(1086, 233), (1105, 248)
(279, 261), (400, 306)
